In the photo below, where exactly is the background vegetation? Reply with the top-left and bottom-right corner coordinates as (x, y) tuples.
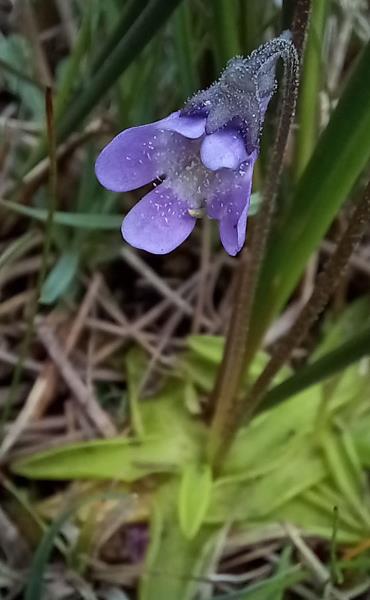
(0, 0), (370, 598)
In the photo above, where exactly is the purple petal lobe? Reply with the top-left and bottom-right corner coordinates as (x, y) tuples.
(95, 124), (169, 192)
(158, 111), (206, 139)
(207, 156), (256, 255)
(121, 185), (196, 254)
(219, 200), (249, 256)
(200, 130), (248, 171)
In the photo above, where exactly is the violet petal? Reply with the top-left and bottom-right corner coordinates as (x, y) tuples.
(207, 157), (256, 256)
(121, 185), (196, 254)
(219, 199), (250, 256)
(95, 124), (171, 192)
(158, 111), (206, 139)
(200, 129), (248, 171)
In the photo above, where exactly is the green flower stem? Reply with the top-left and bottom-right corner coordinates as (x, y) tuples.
(243, 180), (370, 423)
(207, 3), (309, 470)
(207, 53), (298, 467)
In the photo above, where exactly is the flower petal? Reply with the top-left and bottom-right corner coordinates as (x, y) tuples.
(158, 111), (206, 139)
(219, 200), (249, 256)
(207, 156), (256, 256)
(95, 123), (170, 192)
(121, 185), (196, 254)
(200, 130), (248, 171)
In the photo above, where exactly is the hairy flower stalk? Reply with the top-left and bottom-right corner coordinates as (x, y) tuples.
(208, 1), (312, 470)
(208, 40), (300, 469)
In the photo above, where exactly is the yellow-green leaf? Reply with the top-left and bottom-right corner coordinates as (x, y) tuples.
(178, 463), (212, 539)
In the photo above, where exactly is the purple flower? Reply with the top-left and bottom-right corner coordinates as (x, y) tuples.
(95, 34), (294, 256)
(96, 112), (256, 256)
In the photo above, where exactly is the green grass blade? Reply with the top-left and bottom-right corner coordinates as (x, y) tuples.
(211, 566), (304, 599)
(250, 40), (370, 352)
(173, 2), (199, 98)
(0, 193), (261, 232)
(320, 427), (370, 527)
(0, 57), (44, 91)
(0, 198), (122, 229)
(211, 0), (241, 70)
(54, 6), (93, 120)
(57, 0), (184, 141)
(264, 326), (370, 406)
(40, 249), (79, 304)
(239, 0), (274, 55)
(25, 491), (128, 600)
(294, 0), (329, 177)
(25, 504), (77, 600)
(0, 230), (39, 271)
(91, 0), (149, 72)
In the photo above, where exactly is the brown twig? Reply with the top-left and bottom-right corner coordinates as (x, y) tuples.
(121, 247), (213, 329)
(0, 274), (106, 456)
(37, 321), (116, 437)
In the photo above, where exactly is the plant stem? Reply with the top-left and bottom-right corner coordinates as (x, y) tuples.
(243, 180), (370, 423)
(291, 0), (312, 56)
(207, 2), (311, 470)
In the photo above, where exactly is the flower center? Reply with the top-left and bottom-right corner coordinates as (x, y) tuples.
(165, 138), (214, 214)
